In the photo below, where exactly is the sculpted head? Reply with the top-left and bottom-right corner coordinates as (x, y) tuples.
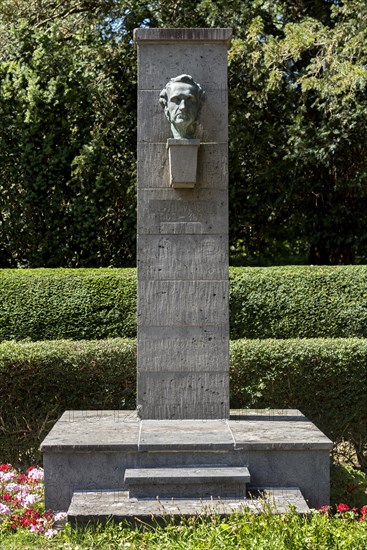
(159, 75), (205, 139)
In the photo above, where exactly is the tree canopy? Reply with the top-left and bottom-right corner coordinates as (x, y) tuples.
(0, 0), (366, 266)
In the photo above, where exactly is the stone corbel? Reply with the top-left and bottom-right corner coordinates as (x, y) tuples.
(167, 138), (200, 188)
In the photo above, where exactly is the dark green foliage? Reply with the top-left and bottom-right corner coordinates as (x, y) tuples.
(0, 338), (136, 467)
(3, 266), (367, 341)
(1, 1), (367, 266)
(0, 3), (139, 267)
(230, 265), (367, 339)
(230, 338), (367, 470)
(0, 268), (136, 341)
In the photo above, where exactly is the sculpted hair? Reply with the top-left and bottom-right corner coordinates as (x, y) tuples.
(159, 74), (205, 115)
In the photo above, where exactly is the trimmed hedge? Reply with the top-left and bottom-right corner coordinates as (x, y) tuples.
(0, 338), (136, 467)
(1, 337), (366, 469)
(2, 266), (367, 340)
(0, 268), (136, 341)
(229, 265), (367, 339)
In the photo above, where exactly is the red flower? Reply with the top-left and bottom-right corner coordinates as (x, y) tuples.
(2, 493), (12, 501)
(360, 505), (367, 520)
(0, 464), (12, 472)
(337, 503), (350, 513)
(17, 474), (28, 484)
(26, 466), (36, 473)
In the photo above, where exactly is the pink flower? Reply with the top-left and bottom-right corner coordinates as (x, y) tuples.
(45, 528), (58, 538)
(54, 512), (67, 521)
(0, 503), (11, 515)
(0, 472), (15, 481)
(5, 483), (21, 492)
(21, 493), (40, 507)
(27, 468), (44, 482)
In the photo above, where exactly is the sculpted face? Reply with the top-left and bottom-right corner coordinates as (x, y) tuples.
(160, 75), (205, 139)
(166, 82), (199, 137)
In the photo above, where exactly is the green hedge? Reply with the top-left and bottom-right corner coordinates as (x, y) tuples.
(1, 337), (366, 469)
(0, 338), (136, 467)
(229, 265), (367, 339)
(0, 269), (136, 341)
(2, 266), (367, 341)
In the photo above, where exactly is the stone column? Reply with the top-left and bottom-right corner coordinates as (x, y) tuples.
(135, 28), (232, 419)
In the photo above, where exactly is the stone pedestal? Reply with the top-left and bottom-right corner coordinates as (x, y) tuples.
(41, 409), (332, 518)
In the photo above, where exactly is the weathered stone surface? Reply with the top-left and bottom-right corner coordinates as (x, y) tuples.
(167, 139), (200, 187)
(134, 28), (232, 45)
(67, 487), (309, 525)
(229, 410), (333, 450)
(137, 372), (229, 420)
(41, 410), (139, 452)
(137, 42), (229, 91)
(124, 466), (250, 498)
(125, 466), (250, 483)
(137, 188), (228, 235)
(138, 234), (228, 280)
(139, 419), (234, 449)
(136, 28), (231, 419)
(137, 143), (229, 189)
(137, 280), (228, 326)
(138, 326), (229, 372)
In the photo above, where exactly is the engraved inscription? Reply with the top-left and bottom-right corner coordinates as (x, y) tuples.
(159, 222), (203, 234)
(138, 234), (227, 280)
(152, 199), (217, 222)
(138, 280), (229, 326)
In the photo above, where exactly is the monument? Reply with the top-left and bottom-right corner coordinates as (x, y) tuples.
(41, 29), (332, 522)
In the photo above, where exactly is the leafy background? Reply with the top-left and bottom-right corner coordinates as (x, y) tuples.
(0, 0), (366, 267)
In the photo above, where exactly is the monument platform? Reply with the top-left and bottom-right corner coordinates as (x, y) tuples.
(41, 409), (332, 516)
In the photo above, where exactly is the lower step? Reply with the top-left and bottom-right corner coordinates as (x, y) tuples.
(124, 466), (251, 498)
(67, 487), (310, 525)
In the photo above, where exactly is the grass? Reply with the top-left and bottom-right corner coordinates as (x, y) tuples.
(1, 458), (366, 549)
(1, 508), (367, 549)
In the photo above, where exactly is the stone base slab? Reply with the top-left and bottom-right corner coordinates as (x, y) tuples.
(41, 409), (332, 512)
(67, 487), (309, 525)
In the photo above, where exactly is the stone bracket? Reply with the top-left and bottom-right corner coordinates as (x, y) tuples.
(167, 138), (200, 188)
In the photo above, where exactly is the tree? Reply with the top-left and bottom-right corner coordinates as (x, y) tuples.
(0, 1), (143, 266)
(0, 0), (366, 266)
(226, 0), (367, 264)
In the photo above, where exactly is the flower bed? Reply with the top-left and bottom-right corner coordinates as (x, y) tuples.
(0, 462), (366, 545)
(0, 463), (65, 538)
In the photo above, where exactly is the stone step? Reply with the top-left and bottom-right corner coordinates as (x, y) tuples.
(124, 466), (251, 498)
(67, 487), (310, 526)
